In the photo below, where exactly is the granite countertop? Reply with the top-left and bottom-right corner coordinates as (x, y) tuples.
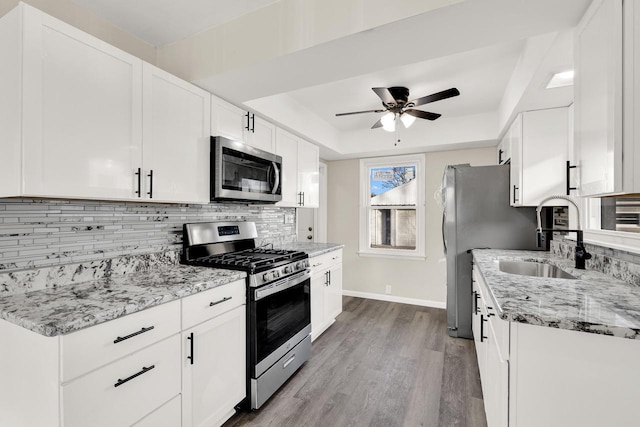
(274, 242), (344, 258)
(472, 249), (640, 340)
(0, 264), (246, 337)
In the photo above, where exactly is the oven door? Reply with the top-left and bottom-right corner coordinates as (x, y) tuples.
(212, 136), (282, 203)
(250, 270), (311, 377)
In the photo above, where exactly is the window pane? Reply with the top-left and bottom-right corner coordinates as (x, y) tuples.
(369, 208), (416, 250)
(370, 166), (416, 206)
(601, 197), (640, 233)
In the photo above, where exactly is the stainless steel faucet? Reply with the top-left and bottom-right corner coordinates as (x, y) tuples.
(535, 195), (591, 269)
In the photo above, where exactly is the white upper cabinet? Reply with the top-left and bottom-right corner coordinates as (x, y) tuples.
(573, 0), (640, 196)
(275, 128), (320, 208)
(210, 96), (245, 141)
(496, 133), (510, 165)
(142, 63), (210, 204)
(509, 108), (569, 207)
(244, 114), (276, 153)
(20, 4), (143, 200)
(210, 97), (276, 153)
(1, 4), (212, 203)
(275, 128), (300, 207)
(509, 114), (523, 206)
(297, 139), (320, 208)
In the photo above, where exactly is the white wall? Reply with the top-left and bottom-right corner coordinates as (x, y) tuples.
(0, 0), (157, 63)
(327, 146), (495, 306)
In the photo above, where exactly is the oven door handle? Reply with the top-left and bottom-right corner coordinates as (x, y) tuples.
(255, 270), (310, 301)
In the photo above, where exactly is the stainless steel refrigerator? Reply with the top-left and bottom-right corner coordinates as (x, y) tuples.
(442, 164), (540, 339)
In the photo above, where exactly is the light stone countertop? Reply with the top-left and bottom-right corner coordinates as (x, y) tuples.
(472, 249), (640, 340)
(0, 264), (246, 337)
(273, 242), (344, 258)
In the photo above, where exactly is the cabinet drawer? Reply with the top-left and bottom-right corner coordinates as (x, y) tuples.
(182, 279), (245, 330)
(133, 394), (181, 427)
(309, 249), (342, 272)
(61, 300), (180, 382)
(62, 335), (181, 427)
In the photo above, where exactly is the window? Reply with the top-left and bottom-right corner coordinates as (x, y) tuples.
(359, 154), (425, 259)
(579, 197), (640, 254)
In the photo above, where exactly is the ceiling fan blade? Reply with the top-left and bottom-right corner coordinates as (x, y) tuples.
(405, 109), (442, 121)
(335, 109), (385, 117)
(411, 88), (460, 107)
(372, 87), (396, 106)
(371, 119), (384, 129)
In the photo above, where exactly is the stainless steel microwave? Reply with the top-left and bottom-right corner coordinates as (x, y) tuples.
(211, 136), (282, 203)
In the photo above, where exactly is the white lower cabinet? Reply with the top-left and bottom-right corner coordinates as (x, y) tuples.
(0, 279), (248, 427)
(62, 335), (181, 427)
(133, 395), (182, 427)
(182, 304), (246, 427)
(473, 263), (640, 427)
(310, 249), (343, 340)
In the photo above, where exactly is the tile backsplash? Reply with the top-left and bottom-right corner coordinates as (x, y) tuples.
(0, 198), (297, 272)
(551, 239), (640, 287)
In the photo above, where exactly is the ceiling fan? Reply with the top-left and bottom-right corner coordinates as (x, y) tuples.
(335, 86), (460, 131)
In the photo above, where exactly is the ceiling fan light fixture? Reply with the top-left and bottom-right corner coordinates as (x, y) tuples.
(381, 112), (396, 132)
(400, 113), (416, 128)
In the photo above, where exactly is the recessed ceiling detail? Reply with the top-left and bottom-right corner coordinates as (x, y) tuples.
(71, 0), (280, 46)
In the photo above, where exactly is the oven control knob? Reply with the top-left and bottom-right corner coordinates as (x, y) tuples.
(273, 270), (280, 278)
(262, 272), (272, 282)
(284, 266), (292, 274)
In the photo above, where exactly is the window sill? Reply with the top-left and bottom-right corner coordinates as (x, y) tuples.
(357, 251), (426, 261)
(580, 229), (640, 255)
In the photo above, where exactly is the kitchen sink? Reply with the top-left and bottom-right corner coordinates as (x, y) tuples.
(498, 260), (577, 280)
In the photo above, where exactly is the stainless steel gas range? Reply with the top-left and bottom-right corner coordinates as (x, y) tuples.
(181, 221), (311, 410)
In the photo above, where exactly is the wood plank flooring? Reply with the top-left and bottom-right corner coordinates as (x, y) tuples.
(224, 297), (487, 427)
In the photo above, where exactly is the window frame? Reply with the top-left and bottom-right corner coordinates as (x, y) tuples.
(358, 154), (426, 260)
(580, 197), (640, 254)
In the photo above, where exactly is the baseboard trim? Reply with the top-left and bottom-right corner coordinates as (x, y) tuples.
(342, 290), (446, 309)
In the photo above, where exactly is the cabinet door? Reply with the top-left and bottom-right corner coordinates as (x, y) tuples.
(298, 139), (320, 208)
(211, 96), (244, 141)
(509, 114), (523, 206)
(485, 323), (509, 427)
(325, 264), (342, 321)
(310, 267), (326, 341)
(21, 6), (143, 200)
(245, 115), (276, 153)
(521, 108), (569, 206)
(142, 63), (210, 203)
(574, 0), (623, 196)
(275, 128), (300, 207)
(182, 305), (246, 427)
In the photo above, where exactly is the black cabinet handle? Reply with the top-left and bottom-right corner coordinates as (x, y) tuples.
(134, 168), (141, 197)
(324, 271), (329, 286)
(480, 315), (488, 342)
(187, 332), (194, 365)
(512, 185), (519, 203)
(114, 326), (155, 344)
(566, 161), (577, 195)
(498, 149), (504, 164)
(473, 291), (479, 314)
(301, 192), (305, 206)
(209, 296), (232, 307)
(328, 269), (331, 285)
(114, 365), (155, 388)
(245, 111), (251, 131)
(251, 113), (255, 133)
(487, 306), (495, 317)
(147, 170), (154, 198)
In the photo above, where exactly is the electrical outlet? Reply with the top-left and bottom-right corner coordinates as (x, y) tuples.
(385, 285), (392, 295)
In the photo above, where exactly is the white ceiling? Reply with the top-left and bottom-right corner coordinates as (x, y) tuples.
(69, 0), (591, 159)
(287, 40), (524, 132)
(71, 0), (280, 47)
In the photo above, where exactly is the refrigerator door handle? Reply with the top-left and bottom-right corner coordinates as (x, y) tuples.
(442, 211), (447, 254)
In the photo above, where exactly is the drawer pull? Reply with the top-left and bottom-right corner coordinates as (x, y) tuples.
(283, 353), (296, 368)
(114, 365), (155, 388)
(114, 326), (155, 344)
(209, 296), (232, 307)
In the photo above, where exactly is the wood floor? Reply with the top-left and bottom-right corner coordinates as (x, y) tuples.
(224, 297), (487, 427)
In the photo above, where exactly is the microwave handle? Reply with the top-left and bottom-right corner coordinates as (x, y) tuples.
(271, 162), (280, 194)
